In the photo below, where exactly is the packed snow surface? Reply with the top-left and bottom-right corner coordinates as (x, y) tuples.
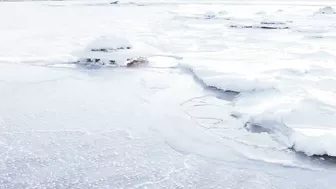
(1, 0), (336, 188)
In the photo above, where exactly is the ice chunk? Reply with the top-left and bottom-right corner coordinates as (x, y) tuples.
(73, 35), (148, 67)
(315, 6), (336, 14)
(180, 64), (275, 93)
(292, 128), (336, 157)
(239, 96), (336, 157)
(204, 11), (216, 19)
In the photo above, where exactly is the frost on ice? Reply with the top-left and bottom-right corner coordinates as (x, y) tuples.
(74, 35), (148, 67)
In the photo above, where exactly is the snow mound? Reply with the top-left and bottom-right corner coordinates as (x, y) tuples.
(204, 11), (216, 19)
(315, 6), (336, 15)
(74, 35), (148, 67)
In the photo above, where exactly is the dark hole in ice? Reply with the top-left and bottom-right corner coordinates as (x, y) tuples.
(109, 60), (116, 64)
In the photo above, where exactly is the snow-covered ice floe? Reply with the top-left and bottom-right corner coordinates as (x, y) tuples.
(179, 54), (336, 157)
(245, 114), (336, 157)
(73, 35), (150, 67)
(72, 35), (183, 68)
(172, 3), (336, 158)
(315, 6), (336, 15)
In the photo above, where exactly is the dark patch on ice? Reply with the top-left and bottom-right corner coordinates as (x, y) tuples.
(110, 1), (119, 4)
(90, 46), (131, 52)
(244, 122), (274, 134)
(257, 21), (290, 29)
(310, 154), (336, 162)
(293, 150), (336, 165)
(259, 26), (289, 30)
(229, 25), (253, 29)
(230, 112), (243, 119)
(260, 21), (286, 25)
(126, 57), (148, 67)
(229, 21), (290, 30)
(76, 57), (147, 67)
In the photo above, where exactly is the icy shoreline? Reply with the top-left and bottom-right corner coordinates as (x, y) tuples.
(1, 1), (336, 188)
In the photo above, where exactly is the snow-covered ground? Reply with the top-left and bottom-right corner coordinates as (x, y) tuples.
(1, 0), (336, 188)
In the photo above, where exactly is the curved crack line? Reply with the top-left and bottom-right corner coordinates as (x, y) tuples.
(180, 95), (213, 107)
(133, 167), (185, 189)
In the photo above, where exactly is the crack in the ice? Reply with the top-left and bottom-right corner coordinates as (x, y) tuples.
(133, 167), (185, 189)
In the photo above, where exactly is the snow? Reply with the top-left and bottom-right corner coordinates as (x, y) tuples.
(178, 3), (336, 158)
(1, 0), (336, 188)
